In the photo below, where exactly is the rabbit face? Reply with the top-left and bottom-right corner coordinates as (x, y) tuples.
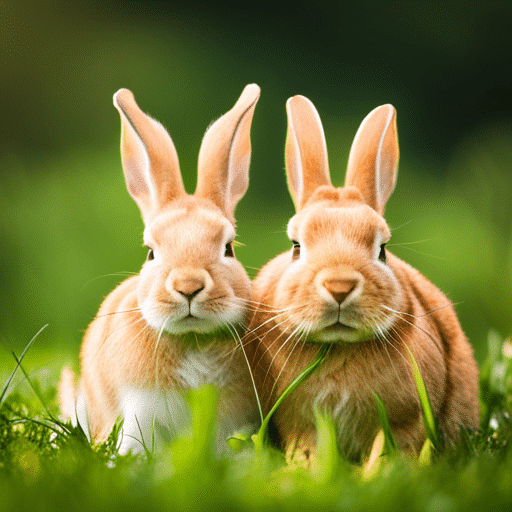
(138, 198), (251, 335)
(274, 189), (402, 343)
(108, 85), (260, 339)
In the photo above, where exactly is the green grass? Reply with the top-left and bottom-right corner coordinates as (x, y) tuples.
(1, 330), (512, 512)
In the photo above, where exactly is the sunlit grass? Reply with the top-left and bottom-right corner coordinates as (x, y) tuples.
(1, 329), (512, 511)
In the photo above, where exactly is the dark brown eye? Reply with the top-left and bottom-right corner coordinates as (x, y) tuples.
(379, 244), (386, 263)
(146, 248), (154, 262)
(225, 242), (235, 258)
(292, 240), (300, 260)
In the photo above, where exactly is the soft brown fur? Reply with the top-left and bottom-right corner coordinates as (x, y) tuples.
(59, 85), (260, 450)
(247, 96), (479, 464)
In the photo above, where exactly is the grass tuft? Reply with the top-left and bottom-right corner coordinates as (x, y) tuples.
(1, 330), (512, 511)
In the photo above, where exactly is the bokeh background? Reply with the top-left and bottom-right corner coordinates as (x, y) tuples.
(1, 0), (511, 377)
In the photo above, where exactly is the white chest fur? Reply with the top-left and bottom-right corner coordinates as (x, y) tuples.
(176, 348), (229, 389)
(117, 348), (255, 455)
(117, 388), (188, 455)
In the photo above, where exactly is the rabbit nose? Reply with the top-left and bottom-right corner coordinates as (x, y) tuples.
(174, 278), (205, 301)
(323, 278), (357, 304)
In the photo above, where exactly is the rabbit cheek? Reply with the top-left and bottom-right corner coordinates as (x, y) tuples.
(212, 262), (251, 325)
(362, 264), (403, 335)
(137, 268), (180, 332)
(274, 265), (312, 327)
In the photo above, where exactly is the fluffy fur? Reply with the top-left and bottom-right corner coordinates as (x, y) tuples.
(59, 84), (261, 454)
(247, 96), (479, 464)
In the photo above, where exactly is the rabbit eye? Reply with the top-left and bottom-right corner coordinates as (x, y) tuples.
(225, 242), (235, 258)
(146, 248), (154, 262)
(291, 240), (301, 260)
(378, 244), (386, 263)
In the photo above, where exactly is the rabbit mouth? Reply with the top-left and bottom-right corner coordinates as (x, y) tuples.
(140, 296), (247, 335)
(312, 320), (372, 343)
(323, 321), (357, 334)
(161, 306), (246, 335)
(326, 320), (355, 329)
(177, 313), (218, 327)
(164, 314), (221, 334)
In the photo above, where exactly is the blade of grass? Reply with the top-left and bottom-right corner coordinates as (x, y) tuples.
(0, 325), (48, 407)
(2, 399), (63, 435)
(418, 438), (433, 465)
(373, 393), (397, 456)
(169, 386), (218, 473)
(8, 341), (84, 439)
(9, 417), (63, 435)
(134, 415), (153, 460)
(361, 430), (386, 480)
(227, 429), (252, 453)
(405, 345), (439, 449)
(480, 330), (508, 430)
(312, 408), (339, 483)
(11, 352), (55, 420)
(252, 344), (331, 450)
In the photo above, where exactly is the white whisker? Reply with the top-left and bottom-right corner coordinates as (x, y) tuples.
(261, 322), (305, 390)
(268, 321), (310, 400)
(153, 315), (171, 389)
(226, 321), (264, 423)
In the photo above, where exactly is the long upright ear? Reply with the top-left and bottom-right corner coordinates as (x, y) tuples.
(113, 89), (186, 223)
(285, 95), (332, 210)
(195, 84), (260, 218)
(344, 104), (399, 215)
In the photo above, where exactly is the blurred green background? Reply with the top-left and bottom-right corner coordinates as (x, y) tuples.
(1, 0), (511, 373)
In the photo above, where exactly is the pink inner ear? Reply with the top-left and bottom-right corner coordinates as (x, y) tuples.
(113, 88), (185, 223)
(120, 123), (150, 198)
(285, 95), (332, 210)
(228, 153), (250, 209)
(375, 110), (399, 212)
(195, 84), (260, 217)
(344, 104), (398, 215)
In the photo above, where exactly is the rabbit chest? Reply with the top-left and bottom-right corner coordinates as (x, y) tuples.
(117, 347), (256, 455)
(273, 339), (447, 461)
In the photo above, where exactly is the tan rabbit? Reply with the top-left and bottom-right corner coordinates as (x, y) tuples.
(59, 84), (260, 455)
(247, 95), (479, 464)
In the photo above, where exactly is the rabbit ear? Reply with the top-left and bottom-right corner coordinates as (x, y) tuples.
(285, 95), (332, 210)
(195, 84), (260, 218)
(113, 89), (186, 223)
(344, 104), (399, 215)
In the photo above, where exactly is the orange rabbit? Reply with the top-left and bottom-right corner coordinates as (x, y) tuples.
(59, 85), (260, 455)
(248, 96), (479, 464)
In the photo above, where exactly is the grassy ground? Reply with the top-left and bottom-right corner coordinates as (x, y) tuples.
(1, 329), (511, 512)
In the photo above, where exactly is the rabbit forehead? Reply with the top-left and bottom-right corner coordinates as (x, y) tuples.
(288, 200), (390, 248)
(144, 200), (234, 249)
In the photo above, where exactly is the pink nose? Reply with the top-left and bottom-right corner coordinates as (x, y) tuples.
(323, 279), (357, 304)
(174, 278), (205, 301)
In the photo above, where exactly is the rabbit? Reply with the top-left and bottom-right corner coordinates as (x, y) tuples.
(59, 84), (261, 455)
(247, 95), (479, 465)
